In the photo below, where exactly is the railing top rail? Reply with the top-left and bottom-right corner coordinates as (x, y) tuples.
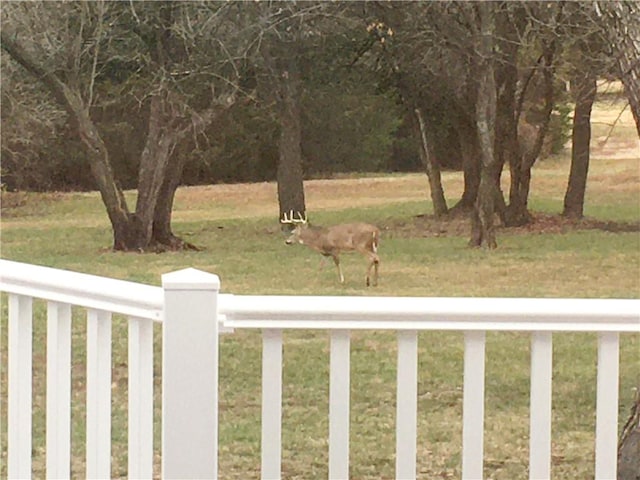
(2, 260), (638, 332)
(0, 259), (163, 321)
(219, 295), (640, 332)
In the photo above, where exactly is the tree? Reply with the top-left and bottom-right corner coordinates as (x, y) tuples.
(253, 3), (309, 223)
(414, 107), (448, 216)
(595, 1), (640, 139)
(249, 1), (361, 223)
(367, 2), (567, 238)
(560, 5), (603, 219)
(363, 5), (461, 217)
(1, 1), (245, 250)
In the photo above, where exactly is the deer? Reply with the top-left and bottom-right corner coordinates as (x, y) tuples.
(281, 210), (380, 286)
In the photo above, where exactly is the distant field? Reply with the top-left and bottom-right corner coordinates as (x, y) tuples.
(0, 98), (638, 478)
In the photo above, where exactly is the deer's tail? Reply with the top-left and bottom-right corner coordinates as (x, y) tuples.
(372, 230), (379, 253)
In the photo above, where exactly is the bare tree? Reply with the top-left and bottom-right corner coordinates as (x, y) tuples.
(1, 1), (245, 250)
(254, 3), (308, 223)
(369, 2), (566, 237)
(249, 1), (356, 224)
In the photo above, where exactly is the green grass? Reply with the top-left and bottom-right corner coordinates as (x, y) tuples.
(1, 110), (639, 478)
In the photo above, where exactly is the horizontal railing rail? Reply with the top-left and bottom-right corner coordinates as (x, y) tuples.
(0, 259), (164, 321)
(220, 294), (640, 332)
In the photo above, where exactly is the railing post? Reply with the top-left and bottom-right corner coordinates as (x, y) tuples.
(162, 268), (220, 479)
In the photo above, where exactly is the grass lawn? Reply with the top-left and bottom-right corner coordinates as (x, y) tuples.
(0, 98), (639, 478)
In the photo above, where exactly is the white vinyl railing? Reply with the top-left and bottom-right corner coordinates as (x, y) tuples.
(1, 259), (638, 479)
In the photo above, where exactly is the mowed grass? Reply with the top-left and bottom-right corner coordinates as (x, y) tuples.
(1, 99), (639, 479)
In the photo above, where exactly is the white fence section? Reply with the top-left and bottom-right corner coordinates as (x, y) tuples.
(1, 259), (639, 479)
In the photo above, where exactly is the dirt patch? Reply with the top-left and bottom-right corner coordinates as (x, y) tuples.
(380, 211), (640, 239)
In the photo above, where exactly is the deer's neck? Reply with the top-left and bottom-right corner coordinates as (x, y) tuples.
(299, 226), (329, 249)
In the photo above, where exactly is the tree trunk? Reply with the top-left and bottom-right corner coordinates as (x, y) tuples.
(414, 108), (448, 216)
(470, 3), (499, 249)
(618, 386), (640, 480)
(151, 144), (188, 247)
(452, 127), (481, 213)
(563, 74), (597, 218)
(134, 93), (180, 247)
(494, 6), (522, 219)
(506, 41), (555, 226)
(274, 60), (306, 222)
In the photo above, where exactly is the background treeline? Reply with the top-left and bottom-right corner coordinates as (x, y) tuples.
(1, 0), (581, 193)
(2, 83), (572, 192)
(2, 66), (413, 191)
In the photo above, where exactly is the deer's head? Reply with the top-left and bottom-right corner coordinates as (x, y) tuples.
(280, 210), (308, 245)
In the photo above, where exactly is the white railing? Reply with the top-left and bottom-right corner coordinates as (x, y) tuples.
(1, 259), (638, 479)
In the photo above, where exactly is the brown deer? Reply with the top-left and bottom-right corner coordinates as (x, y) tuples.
(281, 211), (380, 286)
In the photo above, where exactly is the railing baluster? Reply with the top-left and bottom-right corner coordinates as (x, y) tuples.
(462, 330), (486, 480)
(261, 329), (283, 480)
(595, 332), (619, 480)
(128, 316), (154, 479)
(329, 330), (350, 480)
(86, 309), (112, 479)
(46, 301), (72, 479)
(529, 331), (553, 480)
(396, 330), (418, 480)
(8, 293), (33, 480)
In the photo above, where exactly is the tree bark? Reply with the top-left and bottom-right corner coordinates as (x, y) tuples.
(563, 74), (597, 218)
(414, 108), (448, 216)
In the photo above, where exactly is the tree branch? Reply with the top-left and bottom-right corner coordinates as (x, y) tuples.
(1, 30), (71, 110)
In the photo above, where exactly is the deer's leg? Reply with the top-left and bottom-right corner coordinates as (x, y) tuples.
(373, 254), (379, 286)
(319, 253), (331, 271)
(332, 255), (345, 284)
(362, 250), (380, 287)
